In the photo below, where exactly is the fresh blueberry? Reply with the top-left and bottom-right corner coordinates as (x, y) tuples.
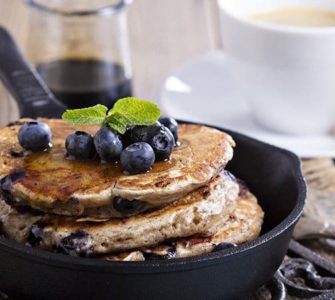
(128, 121), (162, 144)
(113, 197), (145, 214)
(94, 127), (123, 163)
(122, 126), (134, 147)
(148, 126), (175, 161)
(120, 142), (155, 174)
(159, 117), (178, 143)
(65, 131), (96, 160)
(122, 122), (176, 162)
(129, 123), (175, 161)
(18, 121), (52, 152)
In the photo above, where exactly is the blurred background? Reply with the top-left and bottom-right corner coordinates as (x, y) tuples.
(0, 0), (221, 124)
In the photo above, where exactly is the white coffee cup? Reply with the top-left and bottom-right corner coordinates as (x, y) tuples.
(217, 0), (335, 135)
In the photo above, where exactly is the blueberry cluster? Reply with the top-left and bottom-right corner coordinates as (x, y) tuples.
(18, 118), (178, 175)
(93, 117), (178, 174)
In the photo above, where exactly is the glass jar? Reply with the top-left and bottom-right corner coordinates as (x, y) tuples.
(25, 0), (133, 109)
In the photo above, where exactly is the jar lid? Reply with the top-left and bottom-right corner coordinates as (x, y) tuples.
(26, 0), (133, 16)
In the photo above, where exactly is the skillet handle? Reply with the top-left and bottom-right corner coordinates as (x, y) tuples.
(0, 26), (67, 119)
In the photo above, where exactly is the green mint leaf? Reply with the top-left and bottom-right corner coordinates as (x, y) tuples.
(106, 112), (128, 134)
(62, 104), (108, 125)
(106, 97), (160, 134)
(61, 98), (160, 135)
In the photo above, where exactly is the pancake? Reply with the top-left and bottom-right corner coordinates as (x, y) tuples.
(0, 171), (239, 255)
(0, 119), (235, 218)
(104, 187), (264, 261)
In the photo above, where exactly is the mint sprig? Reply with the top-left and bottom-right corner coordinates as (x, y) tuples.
(62, 97), (160, 134)
(62, 104), (108, 126)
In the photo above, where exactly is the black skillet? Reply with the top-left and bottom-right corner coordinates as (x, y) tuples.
(0, 27), (306, 300)
(0, 27), (66, 118)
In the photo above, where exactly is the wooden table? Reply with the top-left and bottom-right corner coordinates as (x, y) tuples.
(0, 0), (221, 125)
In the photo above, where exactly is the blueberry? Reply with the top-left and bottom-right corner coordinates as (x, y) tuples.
(0, 171), (26, 206)
(9, 150), (24, 158)
(94, 127), (123, 163)
(27, 224), (44, 246)
(148, 127), (175, 161)
(0, 171), (26, 191)
(126, 122), (175, 161)
(122, 126), (134, 147)
(159, 117), (178, 143)
(113, 197), (145, 214)
(18, 121), (52, 152)
(65, 131), (95, 160)
(143, 247), (176, 260)
(212, 242), (237, 252)
(128, 121), (162, 144)
(57, 230), (93, 256)
(120, 142), (155, 174)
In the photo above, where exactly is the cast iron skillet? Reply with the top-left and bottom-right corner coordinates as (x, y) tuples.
(0, 27), (306, 300)
(0, 27), (66, 118)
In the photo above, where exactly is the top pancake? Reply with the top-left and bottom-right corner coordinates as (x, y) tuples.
(0, 119), (235, 217)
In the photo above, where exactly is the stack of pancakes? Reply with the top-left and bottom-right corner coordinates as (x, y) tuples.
(0, 119), (264, 261)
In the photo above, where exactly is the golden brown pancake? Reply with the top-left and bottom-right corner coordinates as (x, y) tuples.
(0, 119), (235, 218)
(104, 188), (264, 261)
(0, 172), (239, 255)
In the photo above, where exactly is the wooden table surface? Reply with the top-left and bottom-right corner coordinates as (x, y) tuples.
(0, 0), (221, 125)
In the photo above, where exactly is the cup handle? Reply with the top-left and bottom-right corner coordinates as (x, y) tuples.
(0, 26), (67, 119)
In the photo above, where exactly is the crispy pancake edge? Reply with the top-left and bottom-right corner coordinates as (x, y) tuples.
(104, 188), (264, 261)
(0, 172), (239, 255)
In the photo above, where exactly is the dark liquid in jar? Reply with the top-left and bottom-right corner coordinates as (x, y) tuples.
(37, 59), (132, 109)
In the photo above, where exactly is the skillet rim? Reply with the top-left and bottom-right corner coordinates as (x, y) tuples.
(0, 121), (306, 273)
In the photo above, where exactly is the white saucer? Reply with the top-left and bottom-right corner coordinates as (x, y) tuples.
(160, 51), (335, 158)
